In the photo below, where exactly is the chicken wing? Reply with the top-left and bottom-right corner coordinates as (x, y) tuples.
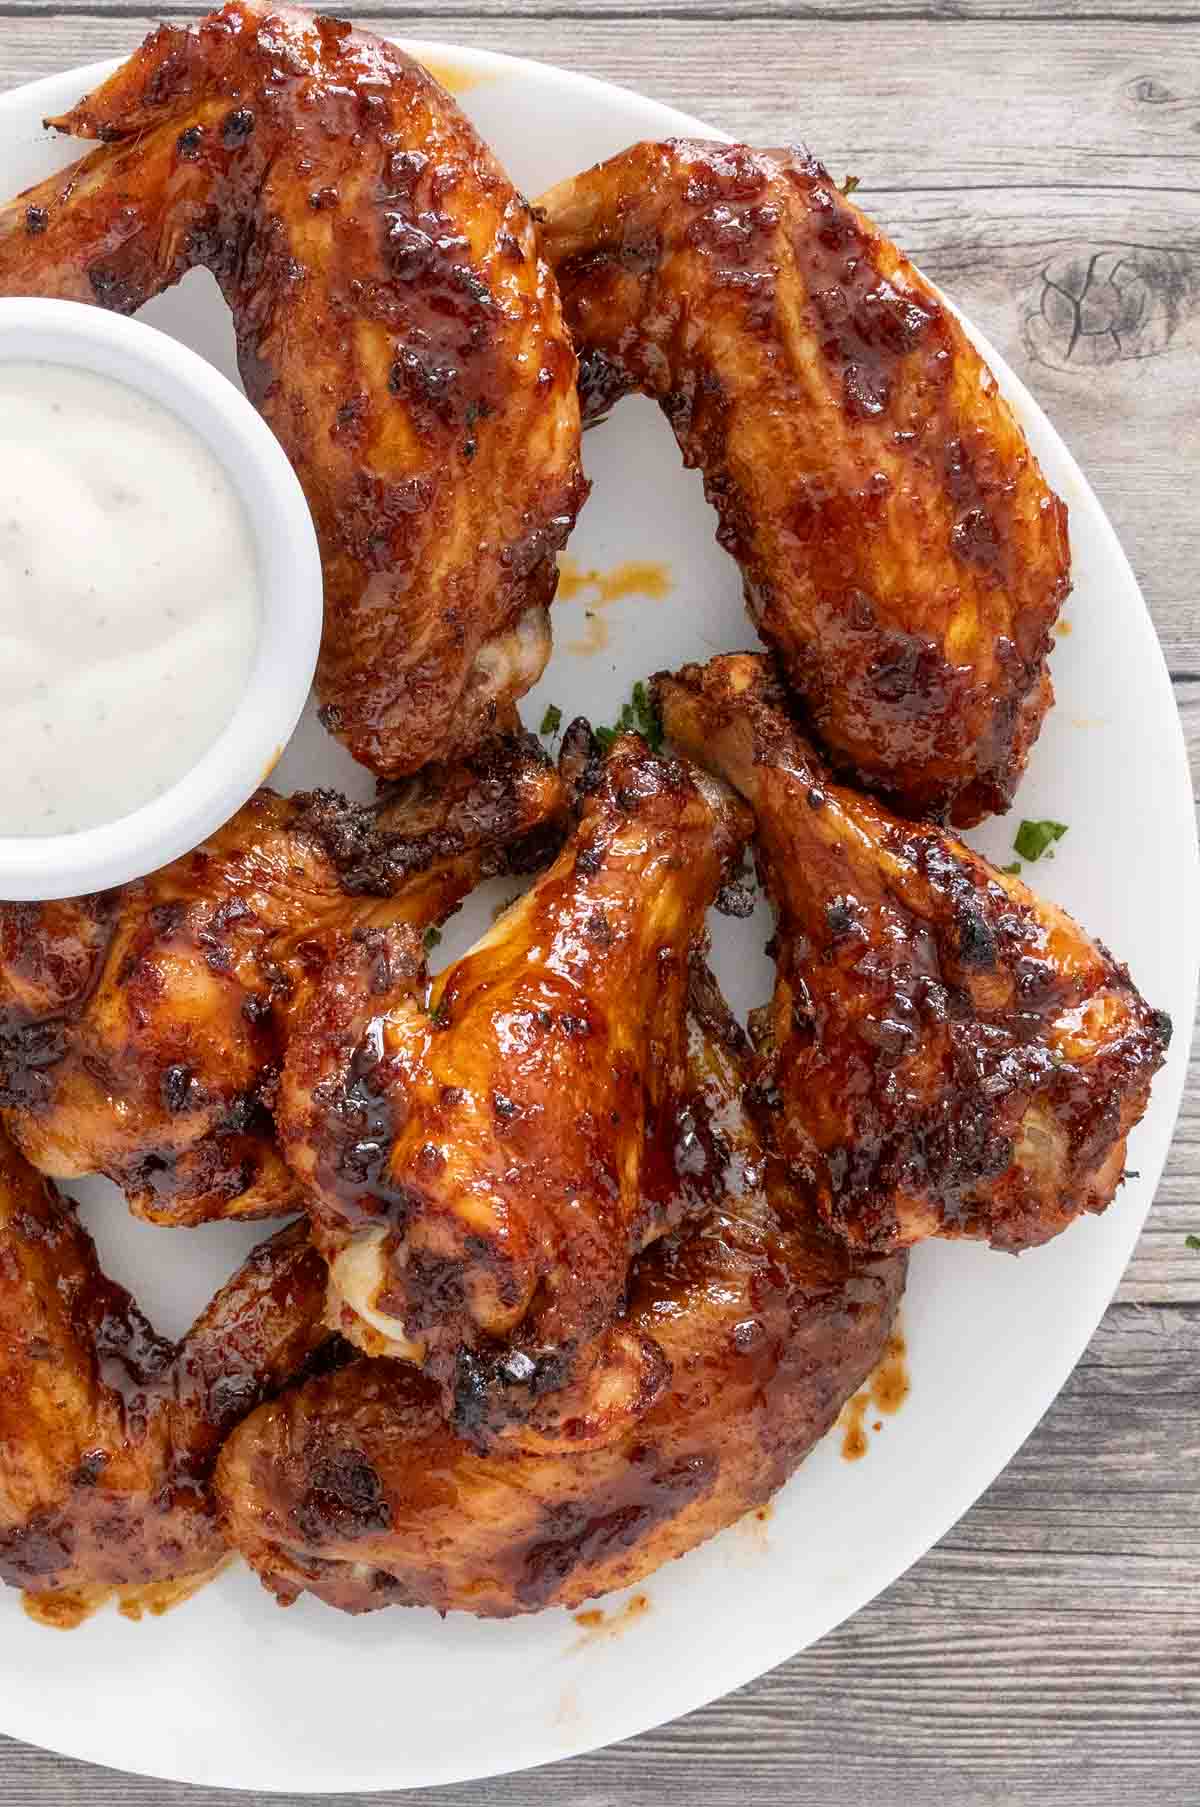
(0, 1), (587, 776)
(656, 655), (1171, 1253)
(0, 1131), (332, 1619)
(539, 141), (1070, 825)
(216, 968), (906, 1616)
(0, 737), (565, 1225)
(277, 730), (751, 1440)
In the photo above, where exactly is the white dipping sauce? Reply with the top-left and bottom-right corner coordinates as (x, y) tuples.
(0, 361), (261, 837)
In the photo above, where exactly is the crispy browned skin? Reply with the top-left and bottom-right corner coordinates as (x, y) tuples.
(278, 731), (751, 1440)
(0, 1), (587, 776)
(217, 973), (906, 1616)
(0, 1131), (332, 1609)
(0, 738), (566, 1225)
(540, 141), (1071, 826)
(656, 655), (1171, 1253)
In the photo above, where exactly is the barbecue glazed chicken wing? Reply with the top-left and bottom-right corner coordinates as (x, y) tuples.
(656, 656), (1171, 1253)
(217, 969), (906, 1616)
(0, 0), (586, 775)
(278, 730), (751, 1442)
(0, 738), (565, 1225)
(0, 1131), (331, 1620)
(540, 141), (1071, 826)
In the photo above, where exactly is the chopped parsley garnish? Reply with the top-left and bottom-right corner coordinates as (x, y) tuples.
(423, 925), (442, 952)
(840, 174), (860, 197)
(593, 680), (663, 756)
(631, 680), (664, 751)
(539, 703), (563, 738)
(1186, 1234), (1200, 1251)
(1013, 819), (1068, 863)
(1000, 861), (1022, 875)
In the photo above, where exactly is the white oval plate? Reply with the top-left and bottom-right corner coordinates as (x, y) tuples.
(1, 43), (1197, 1794)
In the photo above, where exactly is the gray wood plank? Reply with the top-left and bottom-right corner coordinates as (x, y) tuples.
(1148, 683), (1200, 1306)
(4, 14), (1199, 190)
(1, 0), (1197, 20)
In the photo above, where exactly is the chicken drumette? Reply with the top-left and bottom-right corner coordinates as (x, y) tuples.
(0, 738), (565, 1225)
(217, 968), (906, 1616)
(656, 655), (1171, 1253)
(540, 141), (1071, 826)
(0, 0), (587, 775)
(0, 1131), (332, 1619)
(277, 729), (751, 1441)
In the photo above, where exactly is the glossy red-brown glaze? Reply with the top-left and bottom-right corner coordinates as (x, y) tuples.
(0, 1), (587, 776)
(278, 732), (752, 1439)
(217, 972), (906, 1615)
(0, 1131), (333, 1606)
(540, 140), (1071, 826)
(0, 738), (566, 1224)
(655, 655), (1171, 1252)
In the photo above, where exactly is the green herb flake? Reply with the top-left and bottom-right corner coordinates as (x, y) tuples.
(1000, 861), (1022, 876)
(429, 997), (450, 1028)
(594, 681), (665, 759)
(1186, 1234), (1200, 1251)
(631, 679), (664, 752)
(840, 174), (860, 197)
(423, 925), (442, 953)
(1013, 819), (1068, 863)
(539, 703), (563, 738)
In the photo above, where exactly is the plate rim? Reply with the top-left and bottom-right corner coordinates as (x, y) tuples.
(0, 36), (1196, 1793)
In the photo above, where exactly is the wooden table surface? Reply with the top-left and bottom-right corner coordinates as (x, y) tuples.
(1, 2), (1197, 1802)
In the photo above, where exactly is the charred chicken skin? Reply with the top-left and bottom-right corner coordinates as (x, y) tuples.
(0, 738), (565, 1225)
(656, 656), (1171, 1253)
(217, 970), (906, 1616)
(0, 1131), (332, 1615)
(540, 141), (1071, 826)
(277, 730), (752, 1441)
(0, 31), (1159, 1640)
(0, 0), (587, 776)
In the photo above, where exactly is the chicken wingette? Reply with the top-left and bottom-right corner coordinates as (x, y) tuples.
(540, 141), (1071, 826)
(655, 655), (1171, 1252)
(0, 0), (587, 775)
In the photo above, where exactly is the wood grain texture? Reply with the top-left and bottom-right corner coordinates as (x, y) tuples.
(0, 7), (1197, 1804)
(2, 0), (1198, 19)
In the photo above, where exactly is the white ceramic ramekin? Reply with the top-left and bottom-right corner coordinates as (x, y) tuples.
(0, 297), (322, 901)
